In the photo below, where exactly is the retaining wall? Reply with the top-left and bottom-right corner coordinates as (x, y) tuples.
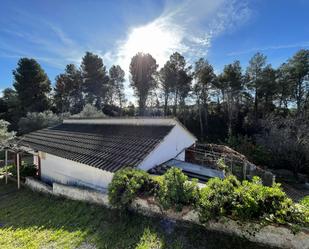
(24, 177), (309, 249)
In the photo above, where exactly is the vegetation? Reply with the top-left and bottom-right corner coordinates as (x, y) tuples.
(0, 180), (275, 249)
(108, 168), (309, 229)
(108, 168), (159, 208)
(0, 163), (37, 178)
(18, 111), (62, 134)
(0, 120), (15, 149)
(1, 49), (309, 176)
(157, 167), (199, 211)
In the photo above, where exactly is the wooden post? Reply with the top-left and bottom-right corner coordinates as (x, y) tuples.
(5, 150), (8, 184)
(243, 162), (247, 180)
(16, 153), (20, 189)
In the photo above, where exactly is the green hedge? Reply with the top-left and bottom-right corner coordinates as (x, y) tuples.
(108, 167), (309, 228)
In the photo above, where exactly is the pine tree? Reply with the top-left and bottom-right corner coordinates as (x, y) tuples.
(129, 53), (158, 116)
(13, 58), (51, 114)
(81, 52), (109, 108)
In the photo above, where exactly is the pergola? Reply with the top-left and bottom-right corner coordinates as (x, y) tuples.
(3, 142), (39, 189)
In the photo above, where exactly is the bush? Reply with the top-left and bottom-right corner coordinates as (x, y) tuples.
(108, 168), (159, 208)
(2, 163), (37, 177)
(0, 163), (37, 177)
(157, 167), (199, 212)
(197, 176), (309, 227)
(197, 175), (240, 222)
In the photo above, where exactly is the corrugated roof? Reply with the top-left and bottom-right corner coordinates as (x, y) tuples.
(19, 123), (174, 172)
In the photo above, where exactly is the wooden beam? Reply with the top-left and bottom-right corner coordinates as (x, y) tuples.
(16, 153), (20, 189)
(5, 150), (8, 184)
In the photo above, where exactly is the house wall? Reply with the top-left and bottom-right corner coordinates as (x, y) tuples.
(40, 153), (113, 191)
(138, 124), (197, 171)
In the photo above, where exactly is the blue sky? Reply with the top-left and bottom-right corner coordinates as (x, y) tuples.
(1, 0), (309, 97)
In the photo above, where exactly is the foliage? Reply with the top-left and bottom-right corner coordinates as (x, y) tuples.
(256, 115), (309, 175)
(3, 163), (37, 177)
(13, 58), (51, 114)
(108, 65), (126, 109)
(18, 111), (62, 134)
(159, 52), (192, 116)
(81, 52), (109, 108)
(72, 104), (106, 118)
(197, 176), (240, 222)
(0, 119), (15, 148)
(300, 196), (309, 208)
(108, 168), (159, 208)
(157, 167), (199, 211)
(227, 135), (273, 167)
(54, 64), (84, 114)
(130, 53), (158, 115)
(197, 176), (308, 227)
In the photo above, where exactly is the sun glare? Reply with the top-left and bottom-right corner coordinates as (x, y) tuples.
(118, 19), (184, 68)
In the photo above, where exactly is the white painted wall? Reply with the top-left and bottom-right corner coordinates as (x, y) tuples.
(138, 123), (197, 171)
(40, 153), (113, 191)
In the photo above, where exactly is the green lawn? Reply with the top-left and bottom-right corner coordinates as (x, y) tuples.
(0, 179), (277, 249)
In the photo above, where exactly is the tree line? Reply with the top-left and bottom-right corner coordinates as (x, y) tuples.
(0, 49), (308, 176)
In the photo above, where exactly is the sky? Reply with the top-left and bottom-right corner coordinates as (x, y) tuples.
(1, 0), (309, 99)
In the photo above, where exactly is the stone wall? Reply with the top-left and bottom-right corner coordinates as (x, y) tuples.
(24, 177), (309, 249)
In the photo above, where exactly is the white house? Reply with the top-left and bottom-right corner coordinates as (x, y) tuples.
(19, 117), (197, 191)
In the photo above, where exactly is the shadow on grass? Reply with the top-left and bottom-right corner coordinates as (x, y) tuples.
(0, 180), (278, 249)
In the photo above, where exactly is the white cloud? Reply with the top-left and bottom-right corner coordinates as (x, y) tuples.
(227, 41), (309, 56)
(114, 0), (250, 67)
(109, 0), (251, 100)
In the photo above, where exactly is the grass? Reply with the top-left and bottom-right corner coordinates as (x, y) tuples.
(0, 179), (278, 249)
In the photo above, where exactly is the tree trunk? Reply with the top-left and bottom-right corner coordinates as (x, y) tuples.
(198, 98), (204, 140)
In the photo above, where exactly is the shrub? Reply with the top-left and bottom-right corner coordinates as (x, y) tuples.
(2, 163), (37, 177)
(157, 167), (199, 212)
(197, 176), (309, 227)
(300, 196), (309, 208)
(197, 175), (240, 222)
(108, 168), (159, 208)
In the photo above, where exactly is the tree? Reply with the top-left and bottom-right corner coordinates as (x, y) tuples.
(54, 64), (84, 114)
(159, 61), (175, 116)
(81, 52), (109, 108)
(285, 49), (309, 113)
(0, 88), (21, 130)
(259, 65), (277, 115)
(193, 58), (216, 140)
(245, 52), (267, 119)
(13, 58), (51, 114)
(0, 120), (15, 149)
(276, 63), (293, 112)
(218, 61), (243, 137)
(108, 65), (126, 110)
(159, 52), (192, 117)
(72, 104), (106, 118)
(129, 53), (158, 115)
(18, 111), (62, 134)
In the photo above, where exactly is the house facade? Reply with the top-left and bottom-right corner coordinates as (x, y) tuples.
(19, 118), (197, 190)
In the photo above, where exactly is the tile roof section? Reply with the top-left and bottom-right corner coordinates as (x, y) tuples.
(19, 123), (174, 172)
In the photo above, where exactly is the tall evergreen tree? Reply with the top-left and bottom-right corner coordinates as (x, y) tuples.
(108, 65), (126, 109)
(218, 61), (243, 137)
(13, 58), (51, 114)
(193, 58), (216, 139)
(159, 52), (192, 117)
(246, 52), (267, 119)
(54, 64), (83, 114)
(81, 52), (109, 108)
(129, 52), (158, 116)
(286, 49), (309, 113)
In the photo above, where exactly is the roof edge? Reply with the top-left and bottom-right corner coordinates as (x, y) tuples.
(63, 117), (177, 126)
